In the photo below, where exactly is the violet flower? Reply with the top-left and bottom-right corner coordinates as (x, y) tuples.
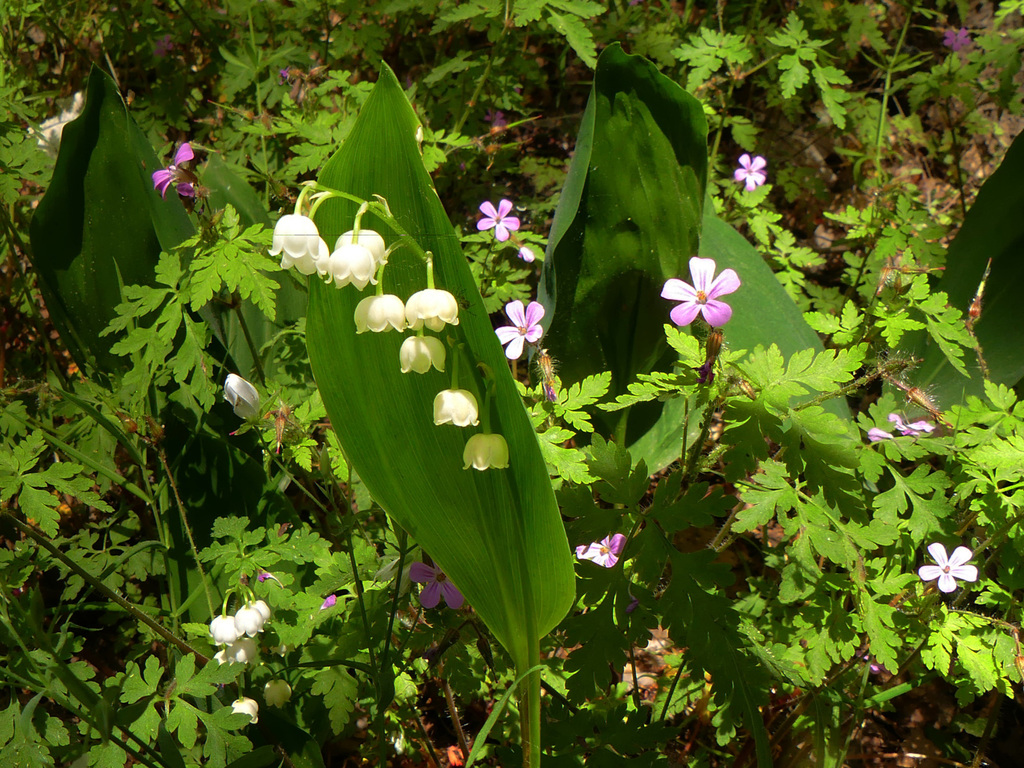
(477, 199), (520, 242)
(409, 562), (464, 609)
(734, 154), (767, 191)
(517, 246), (536, 263)
(889, 413), (933, 437)
(484, 109), (507, 129)
(918, 543), (978, 593)
(943, 27), (971, 52)
(576, 534), (627, 568)
(319, 594), (337, 611)
(154, 35), (173, 58)
(867, 428), (893, 443)
(495, 300), (544, 360)
(661, 257), (741, 328)
(152, 143), (196, 198)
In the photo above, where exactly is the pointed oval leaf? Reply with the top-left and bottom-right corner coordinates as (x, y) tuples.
(306, 65), (574, 666)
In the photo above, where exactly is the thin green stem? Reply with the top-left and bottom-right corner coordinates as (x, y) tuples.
(873, 9), (914, 173)
(232, 297), (266, 385)
(7, 515), (208, 661)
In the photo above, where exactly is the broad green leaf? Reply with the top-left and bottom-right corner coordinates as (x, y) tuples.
(306, 65), (574, 669)
(539, 43), (708, 444)
(909, 130), (1024, 402)
(28, 65), (193, 378)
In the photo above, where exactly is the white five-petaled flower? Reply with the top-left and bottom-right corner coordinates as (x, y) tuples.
(209, 614), (242, 645)
(231, 697), (259, 724)
(661, 257), (741, 328)
(433, 389), (479, 427)
(215, 637), (259, 665)
(223, 374), (260, 419)
(406, 289), (460, 332)
(264, 680), (292, 707)
(270, 214), (329, 275)
(918, 543), (979, 593)
(354, 294), (407, 333)
(463, 433), (510, 470)
(734, 154), (767, 191)
(400, 336), (446, 374)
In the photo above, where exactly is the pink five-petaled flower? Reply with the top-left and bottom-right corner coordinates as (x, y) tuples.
(409, 562), (464, 609)
(943, 27), (971, 52)
(476, 199), (520, 242)
(661, 257), (741, 328)
(575, 534), (627, 569)
(495, 300), (544, 360)
(918, 543), (979, 593)
(152, 143), (196, 199)
(734, 153), (767, 191)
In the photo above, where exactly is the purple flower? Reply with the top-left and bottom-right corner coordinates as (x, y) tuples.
(495, 300), (544, 360)
(517, 246), (536, 263)
(152, 143), (196, 199)
(484, 109), (507, 129)
(867, 428), (893, 443)
(661, 257), (741, 328)
(943, 27), (971, 52)
(888, 413), (933, 437)
(154, 35), (173, 58)
(319, 594), (337, 611)
(625, 595), (640, 613)
(278, 67), (291, 85)
(409, 562), (464, 609)
(576, 534), (627, 568)
(477, 199), (520, 242)
(918, 543), (978, 593)
(734, 154), (767, 191)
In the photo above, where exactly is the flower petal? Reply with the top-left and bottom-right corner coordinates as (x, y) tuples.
(496, 199), (514, 218)
(419, 580), (442, 608)
(707, 267), (741, 299)
(606, 534), (627, 556)
(505, 300), (526, 327)
(918, 565), (943, 581)
(524, 325), (544, 343)
(409, 562), (436, 584)
(951, 564), (978, 583)
(500, 215), (520, 232)
(661, 278), (697, 303)
(495, 326), (521, 346)
(494, 224), (510, 242)
(700, 299), (733, 327)
(440, 582), (465, 609)
(748, 155), (766, 172)
(688, 257), (718, 293)
(503, 335), (526, 360)
(937, 573), (958, 593)
(172, 143), (194, 166)
(926, 542), (949, 567)
(669, 301), (702, 327)
(477, 217), (496, 232)
(733, 167), (748, 183)
(524, 301), (545, 328)
(737, 153), (752, 170)
(867, 428), (893, 442)
(478, 201), (498, 219)
(947, 546), (974, 568)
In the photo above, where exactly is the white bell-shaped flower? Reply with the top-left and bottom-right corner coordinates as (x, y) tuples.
(325, 242), (376, 290)
(231, 697), (259, 724)
(264, 679), (292, 707)
(337, 229), (387, 268)
(234, 601), (268, 636)
(209, 613), (242, 645)
(463, 433), (510, 470)
(354, 295), (407, 333)
(400, 336), (446, 374)
(406, 289), (460, 332)
(270, 214), (329, 275)
(223, 374), (260, 419)
(215, 637), (259, 665)
(433, 389), (479, 427)
(252, 599), (271, 623)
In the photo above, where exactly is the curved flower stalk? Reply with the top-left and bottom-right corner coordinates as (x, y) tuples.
(661, 257), (741, 328)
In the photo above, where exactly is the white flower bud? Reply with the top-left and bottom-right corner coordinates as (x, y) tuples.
(271, 214), (328, 275)
(231, 697), (259, 724)
(252, 599), (271, 623)
(433, 389), (479, 427)
(326, 242), (376, 290)
(354, 295), (406, 333)
(234, 602), (268, 636)
(223, 374), (260, 419)
(405, 289), (460, 332)
(337, 229), (387, 268)
(400, 336), (446, 374)
(209, 613), (242, 645)
(463, 433), (510, 470)
(264, 679), (292, 707)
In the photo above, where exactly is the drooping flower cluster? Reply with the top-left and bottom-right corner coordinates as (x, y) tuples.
(208, 598), (271, 665)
